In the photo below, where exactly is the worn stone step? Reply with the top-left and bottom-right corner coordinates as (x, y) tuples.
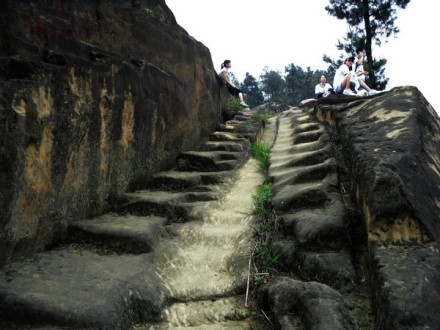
(270, 160), (337, 191)
(119, 190), (219, 219)
(166, 221), (249, 248)
(271, 139), (325, 154)
(68, 214), (169, 253)
(209, 131), (247, 142)
(269, 147), (333, 172)
(260, 277), (356, 329)
(279, 197), (347, 251)
(292, 122), (323, 134)
(133, 297), (249, 329)
(292, 128), (326, 145)
(299, 251), (356, 292)
(0, 248), (168, 329)
(176, 151), (242, 172)
(216, 124), (237, 132)
(153, 245), (248, 300)
(150, 170), (234, 190)
(202, 140), (249, 152)
(271, 173), (340, 212)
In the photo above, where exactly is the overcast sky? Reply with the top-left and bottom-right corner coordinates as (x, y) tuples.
(166, 0), (438, 115)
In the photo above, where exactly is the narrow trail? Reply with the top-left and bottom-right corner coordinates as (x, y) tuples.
(0, 111), (273, 329)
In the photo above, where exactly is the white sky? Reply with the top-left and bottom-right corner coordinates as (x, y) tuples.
(165, 0), (439, 115)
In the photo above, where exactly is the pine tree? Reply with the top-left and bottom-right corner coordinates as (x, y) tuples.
(325, 0), (410, 89)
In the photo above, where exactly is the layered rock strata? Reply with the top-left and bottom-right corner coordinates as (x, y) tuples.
(0, 0), (222, 265)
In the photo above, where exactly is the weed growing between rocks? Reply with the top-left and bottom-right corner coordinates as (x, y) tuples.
(251, 142), (271, 174)
(247, 141), (280, 329)
(251, 112), (272, 125)
(223, 97), (243, 119)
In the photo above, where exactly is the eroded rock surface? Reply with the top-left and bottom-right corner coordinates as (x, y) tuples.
(261, 88), (440, 329)
(0, 111), (264, 328)
(0, 0), (223, 265)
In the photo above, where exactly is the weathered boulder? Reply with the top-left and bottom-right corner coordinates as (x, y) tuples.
(262, 88), (440, 328)
(0, 0), (223, 265)
(315, 87), (440, 328)
(316, 87), (440, 244)
(260, 277), (356, 329)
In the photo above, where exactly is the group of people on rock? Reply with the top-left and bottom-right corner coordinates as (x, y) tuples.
(219, 48), (380, 109)
(315, 48), (379, 99)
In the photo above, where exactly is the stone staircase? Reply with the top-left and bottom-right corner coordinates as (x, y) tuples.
(260, 107), (371, 329)
(0, 111), (264, 329)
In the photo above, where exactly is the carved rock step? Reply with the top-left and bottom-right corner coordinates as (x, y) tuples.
(0, 112), (263, 329)
(271, 172), (340, 212)
(270, 158), (337, 189)
(260, 277), (356, 330)
(176, 150), (242, 172)
(133, 297), (250, 329)
(262, 107), (360, 328)
(150, 170), (234, 191)
(153, 244), (248, 301)
(118, 190), (219, 218)
(202, 140), (249, 152)
(279, 197), (348, 251)
(208, 131), (248, 142)
(68, 214), (169, 253)
(0, 248), (168, 329)
(166, 221), (249, 248)
(271, 139), (325, 155)
(269, 145), (332, 171)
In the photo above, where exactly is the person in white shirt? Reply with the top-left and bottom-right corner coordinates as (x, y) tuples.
(333, 54), (378, 96)
(219, 60), (249, 108)
(315, 74), (334, 99)
(354, 48), (369, 85)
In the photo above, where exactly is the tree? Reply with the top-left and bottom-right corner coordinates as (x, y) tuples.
(240, 73), (264, 107)
(285, 64), (324, 105)
(259, 68), (287, 103)
(326, 0), (410, 89)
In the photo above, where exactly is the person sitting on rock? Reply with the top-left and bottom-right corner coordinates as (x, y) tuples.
(354, 48), (369, 88)
(219, 60), (249, 108)
(333, 54), (378, 96)
(315, 74), (335, 99)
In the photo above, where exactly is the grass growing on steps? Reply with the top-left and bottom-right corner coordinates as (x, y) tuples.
(250, 140), (281, 274)
(248, 131), (281, 329)
(223, 97), (244, 118)
(251, 142), (271, 174)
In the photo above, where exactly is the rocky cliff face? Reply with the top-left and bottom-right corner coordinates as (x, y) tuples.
(260, 88), (440, 329)
(0, 0), (222, 265)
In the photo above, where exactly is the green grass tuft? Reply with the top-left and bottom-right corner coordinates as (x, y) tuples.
(251, 142), (271, 173)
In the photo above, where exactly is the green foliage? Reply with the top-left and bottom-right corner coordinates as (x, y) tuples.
(259, 68), (287, 103)
(284, 64), (326, 104)
(251, 142), (271, 174)
(253, 275), (264, 286)
(252, 182), (274, 218)
(254, 246), (280, 270)
(325, 0), (411, 90)
(250, 112), (272, 125)
(223, 97), (242, 117)
(143, 7), (154, 17)
(240, 73), (264, 107)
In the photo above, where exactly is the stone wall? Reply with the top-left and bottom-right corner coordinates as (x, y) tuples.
(0, 0), (222, 265)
